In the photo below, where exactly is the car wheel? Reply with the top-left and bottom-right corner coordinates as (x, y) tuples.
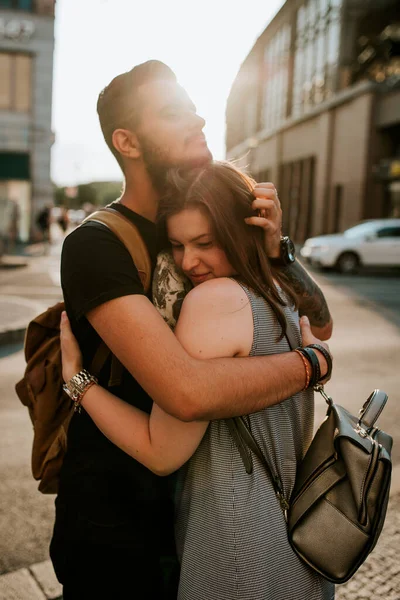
(336, 252), (360, 274)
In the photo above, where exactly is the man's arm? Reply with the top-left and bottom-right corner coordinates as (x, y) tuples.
(247, 183), (333, 340)
(87, 294), (327, 422)
(280, 260), (333, 340)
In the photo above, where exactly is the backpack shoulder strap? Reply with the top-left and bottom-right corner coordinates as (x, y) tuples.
(82, 206), (152, 387)
(84, 207), (151, 294)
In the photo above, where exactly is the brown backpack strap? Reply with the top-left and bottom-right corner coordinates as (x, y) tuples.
(88, 341), (124, 388)
(90, 340), (111, 377)
(83, 207), (151, 294)
(109, 355), (124, 388)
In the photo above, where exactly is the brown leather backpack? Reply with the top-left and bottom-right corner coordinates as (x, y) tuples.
(15, 207), (151, 494)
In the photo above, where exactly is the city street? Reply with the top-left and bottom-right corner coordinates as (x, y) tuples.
(1, 0), (399, 598)
(310, 265), (400, 329)
(306, 264), (400, 466)
(0, 240), (399, 599)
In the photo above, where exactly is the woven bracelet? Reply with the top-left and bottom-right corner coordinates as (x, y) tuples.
(294, 349), (311, 391)
(306, 343), (333, 381)
(295, 347), (321, 388)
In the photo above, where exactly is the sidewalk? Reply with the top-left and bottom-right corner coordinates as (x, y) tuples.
(0, 294), (47, 346)
(0, 235), (64, 348)
(0, 488), (398, 599)
(0, 252), (399, 599)
(0, 561), (62, 600)
(336, 486), (400, 600)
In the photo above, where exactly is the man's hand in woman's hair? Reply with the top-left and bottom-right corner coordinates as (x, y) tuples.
(60, 311), (83, 382)
(245, 182), (282, 258)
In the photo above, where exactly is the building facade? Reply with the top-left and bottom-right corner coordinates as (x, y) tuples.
(0, 0), (55, 246)
(226, 0), (400, 243)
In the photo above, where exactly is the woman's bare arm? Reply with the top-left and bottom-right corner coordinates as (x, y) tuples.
(77, 385), (209, 476)
(61, 314), (208, 475)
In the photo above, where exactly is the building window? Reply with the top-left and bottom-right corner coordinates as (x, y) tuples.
(292, 0), (342, 117)
(244, 93), (257, 140)
(279, 157), (315, 243)
(231, 62), (259, 143)
(262, 24), (291, 131)
(333, 184), (343, 232)
(252, 168), (271, 185)
(0, 53), (32, 112)
(0, 0), (33, 9)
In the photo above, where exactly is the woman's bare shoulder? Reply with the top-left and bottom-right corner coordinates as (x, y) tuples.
(182, 277), (249, 315)
(175, 278), (253, 359)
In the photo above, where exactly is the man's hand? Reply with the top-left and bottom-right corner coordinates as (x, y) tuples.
(245, 182), (282, 258)
(244, 182), (333, 340)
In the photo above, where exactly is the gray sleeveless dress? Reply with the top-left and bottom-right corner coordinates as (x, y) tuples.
(173, 281), (335, 600)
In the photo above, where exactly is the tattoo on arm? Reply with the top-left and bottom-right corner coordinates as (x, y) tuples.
(281, 260), (331, 328)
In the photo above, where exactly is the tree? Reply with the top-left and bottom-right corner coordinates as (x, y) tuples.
(52, 181), (124, 210)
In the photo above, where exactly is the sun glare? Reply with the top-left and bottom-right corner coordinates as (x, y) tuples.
(51, 0), (284, 186)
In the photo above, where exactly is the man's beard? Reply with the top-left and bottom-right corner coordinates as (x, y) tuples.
(140, 140), (171, 193)
(139, 136), (212, 194)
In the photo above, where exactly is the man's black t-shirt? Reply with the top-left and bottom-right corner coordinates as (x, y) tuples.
(58, 201), (176, 554)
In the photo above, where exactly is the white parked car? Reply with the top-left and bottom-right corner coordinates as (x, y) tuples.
(300, 219), (400, 273)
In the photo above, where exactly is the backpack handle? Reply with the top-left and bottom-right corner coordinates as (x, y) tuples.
(358, 389), (388, 431)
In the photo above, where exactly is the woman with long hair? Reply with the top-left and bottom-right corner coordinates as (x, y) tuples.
(60, 161), (334, 600)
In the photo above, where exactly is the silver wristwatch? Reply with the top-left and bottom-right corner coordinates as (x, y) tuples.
(63, 369), (98, 413)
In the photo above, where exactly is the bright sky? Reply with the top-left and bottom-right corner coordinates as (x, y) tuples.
(51, 0), (284, 187)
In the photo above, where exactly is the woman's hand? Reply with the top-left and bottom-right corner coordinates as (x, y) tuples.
(300, 315), (332, 385)
(60, 311), (83, 382)
(245, 182), (282, 258)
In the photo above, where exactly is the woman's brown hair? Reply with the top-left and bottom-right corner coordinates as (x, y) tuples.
(157, 161), (297, 340)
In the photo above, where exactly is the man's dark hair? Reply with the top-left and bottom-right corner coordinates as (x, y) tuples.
(97, 60), (177, 171)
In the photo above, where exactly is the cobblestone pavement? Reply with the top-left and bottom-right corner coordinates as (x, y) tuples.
(336, 492), (400, 600)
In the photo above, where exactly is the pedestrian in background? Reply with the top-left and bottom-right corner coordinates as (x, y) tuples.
(5, 199), (20, 254)
(57, 207), (69, 235)
(36, 204), (52, 253)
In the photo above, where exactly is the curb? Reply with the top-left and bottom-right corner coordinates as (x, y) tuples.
(0, 297), (47, 349)
(0, 327), (27, 348)
(0, 560), (62, 600)
(0, 261), (28, 270)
